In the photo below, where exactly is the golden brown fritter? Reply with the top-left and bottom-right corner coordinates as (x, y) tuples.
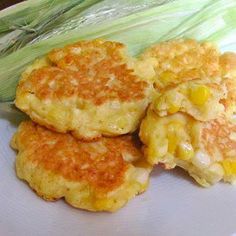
(139, 108), (236, 187)
(140, 39), (221, 90)
(12, 121), (151, 212)
(139, 39), (236, 120)
(15, 39), (153, 140)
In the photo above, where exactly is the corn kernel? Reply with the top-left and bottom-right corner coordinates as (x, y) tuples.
(192, 151), (211, 168)
(153, 96), (162, 110)
(168, 103), (180, 114)
(154, 95), (180, 114)
(117, 117), (128, 128)
(94, 198), (114, 211)
(167, 134), (178, 154)
(167, 121), (183, 133)
(159, 71), (177, 85)
(189, 85), (210, 105)
(208, 163), (224, 183)
(176, 142), (194, 160)
(167, 122), (181, 154)
(148, 137), (168, 162)
(135, 58), (157, 80)
(221, 160), (236, 175)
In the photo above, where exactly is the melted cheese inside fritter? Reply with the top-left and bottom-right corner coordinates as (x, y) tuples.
(138, 39), (236, 120)
(139, 108), (236, 187)
(12, 121), (151, 212)
(15, 39), (153, 140)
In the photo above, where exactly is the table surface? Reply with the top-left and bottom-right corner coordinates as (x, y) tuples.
(0, 0), (23, 10)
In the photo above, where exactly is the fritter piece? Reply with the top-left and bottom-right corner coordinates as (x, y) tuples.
(140, 39), (221, 90)
(12, 121), (151, 212)
(15, 39), (153, 140)
(139, 108), (236, 187)
(139, 39), (236, 120)
(153, 80), (227, 121)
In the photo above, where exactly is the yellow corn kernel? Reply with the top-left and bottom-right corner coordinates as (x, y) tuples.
(208, 163), (224, 182)
(167, 121), (183, 133)
(167, 133), (178, 154)
(94, 198), (114, 211)
(116, 117), (128, 129)
(221, 160), (236, 175)
(176, 142), (194, 160)
(47, 106), (69, 126)
(148, 138), (160, 160)
(167, 122), (184, 154)
(147, 137), (168, 164)
(189, 85), (210, 105)
(153, 95), (180, 114)
(153, 96), (162, 110)
(159, 71), (177, 85)
(168, 103), (180, 114)
(134, 58), (157, 81)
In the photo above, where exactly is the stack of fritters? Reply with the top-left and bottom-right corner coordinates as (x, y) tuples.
(12, 39), (153, 212)
(12, 38), (236, 212)
(139, 39), (236, 187)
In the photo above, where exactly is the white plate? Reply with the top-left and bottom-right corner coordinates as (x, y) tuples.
(1, 110), (236, 236)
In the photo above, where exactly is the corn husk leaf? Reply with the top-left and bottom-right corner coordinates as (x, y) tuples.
(0, 0), (235, 102)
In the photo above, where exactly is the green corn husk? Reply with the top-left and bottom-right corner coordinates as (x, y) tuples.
(0, 0), (60, 33)
(0, 0), (174, 57)
(30, 0), (175, 44)
(0, 0), (99, 34)
(0, 0), (101, 56)
(0, 0), (236, 102)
